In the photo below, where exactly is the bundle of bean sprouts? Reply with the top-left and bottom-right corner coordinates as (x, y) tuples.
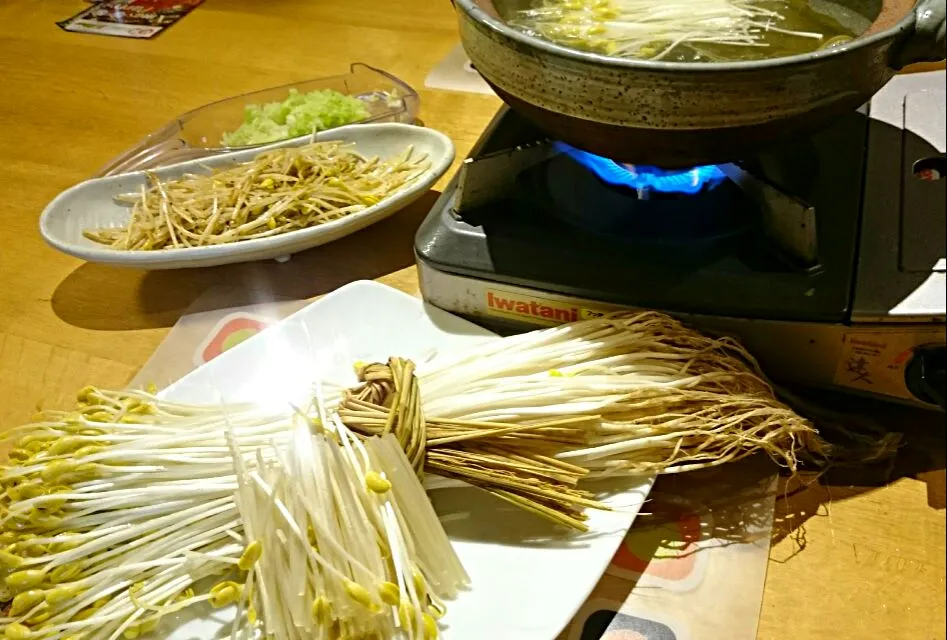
(0, 388), (464, 640)
(508, 0), (829, 61)
(337, 311), (896, 526)
(339, 359), (607, 531)
(83, 141), (430, 251)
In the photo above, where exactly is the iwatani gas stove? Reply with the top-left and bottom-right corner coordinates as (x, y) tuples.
(416, 70), (947, 410)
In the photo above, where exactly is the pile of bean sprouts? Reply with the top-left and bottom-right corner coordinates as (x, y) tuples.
(84, 141), (430, 251)
(0, 388), (464, 640)
(233, 424), (467, 640)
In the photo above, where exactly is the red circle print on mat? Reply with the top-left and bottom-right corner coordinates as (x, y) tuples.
(201, 316), (269, 363)
(610, 513), (702, 582)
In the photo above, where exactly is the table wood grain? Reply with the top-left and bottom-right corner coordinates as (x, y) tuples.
(0, 2), (943, 638)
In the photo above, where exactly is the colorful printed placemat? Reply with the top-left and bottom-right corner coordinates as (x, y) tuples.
(561, 458), (778, 640)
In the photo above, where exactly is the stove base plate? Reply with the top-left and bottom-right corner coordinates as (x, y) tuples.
(417, 261), (945, 410)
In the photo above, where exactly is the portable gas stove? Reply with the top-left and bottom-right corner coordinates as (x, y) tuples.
(416, 70), (947, 410)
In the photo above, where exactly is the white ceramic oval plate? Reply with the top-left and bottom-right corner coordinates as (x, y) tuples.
(153, 281), (654, 640)
(39, 124), (455, 270)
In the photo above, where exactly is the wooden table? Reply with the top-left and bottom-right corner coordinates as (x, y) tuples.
(0, 2), (943, 638)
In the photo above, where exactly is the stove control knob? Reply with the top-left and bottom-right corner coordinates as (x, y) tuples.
(904, 345), (947, 410)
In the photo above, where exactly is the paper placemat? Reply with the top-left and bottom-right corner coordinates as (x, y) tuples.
(425, 44), (496, 96)
(561, 465), (776, 640)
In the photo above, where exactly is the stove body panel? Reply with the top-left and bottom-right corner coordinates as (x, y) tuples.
(417, 269), (945, 407)
(853, 71), (947, 322)
(415, 71), (947, 408)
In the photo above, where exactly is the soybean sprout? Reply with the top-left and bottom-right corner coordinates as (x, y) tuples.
(340, 312), (897, 505)
(84, 141), (430, 251)
(508, 0), (838, 62)
(231, 417), (467, 639)
(0, 387), (466, 640)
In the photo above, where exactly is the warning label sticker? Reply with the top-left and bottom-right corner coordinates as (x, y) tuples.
(832, 332), (920, 399)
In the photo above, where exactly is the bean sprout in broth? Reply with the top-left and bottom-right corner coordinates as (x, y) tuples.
(502, 0), (875, 62)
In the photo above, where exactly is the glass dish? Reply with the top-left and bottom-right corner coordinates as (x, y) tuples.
(96, 63), (420, 177)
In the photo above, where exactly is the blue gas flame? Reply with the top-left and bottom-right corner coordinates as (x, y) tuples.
(554, 142), (726, 195)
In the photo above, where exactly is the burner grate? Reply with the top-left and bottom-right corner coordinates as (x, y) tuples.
(451, 136), (820, 268)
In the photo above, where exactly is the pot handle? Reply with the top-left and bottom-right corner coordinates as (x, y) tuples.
(889, 0), (947, 69)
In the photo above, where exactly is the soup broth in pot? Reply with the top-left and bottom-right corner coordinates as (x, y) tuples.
(500, 0), (880, 62)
